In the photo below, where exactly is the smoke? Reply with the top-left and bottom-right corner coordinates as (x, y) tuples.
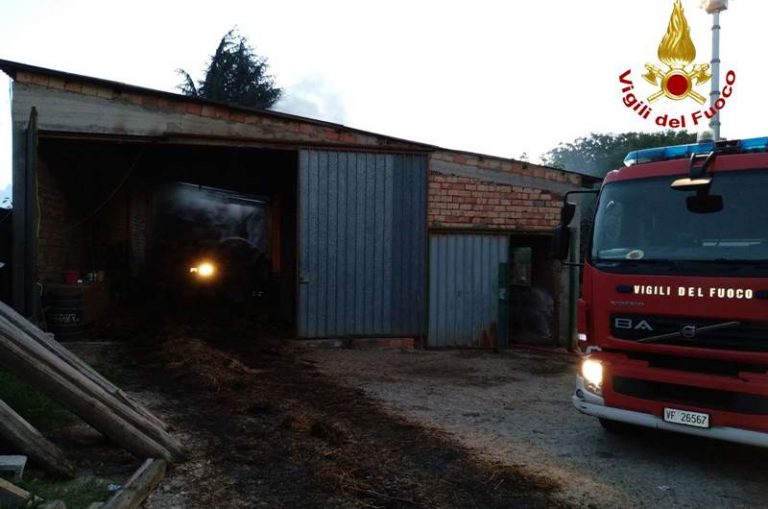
(271, 75), (347, 124)
(159, 184), (269, 254)
(530, 287), (554, 340)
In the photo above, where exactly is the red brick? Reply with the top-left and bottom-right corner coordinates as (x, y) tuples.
(96, 87), (114, 99)
(184, 102), (203, 115)
(64, 81), (82, 93)
(18, 71), (36, 83)
(229, 111), (248, 123)
(141, 96), (160, 108)
(200, 105), (217, 117)
(31, 74), (51, 87)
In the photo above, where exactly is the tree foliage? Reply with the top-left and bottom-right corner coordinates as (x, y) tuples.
(178, 29), (282, 109)
(543, 131), (697, 178)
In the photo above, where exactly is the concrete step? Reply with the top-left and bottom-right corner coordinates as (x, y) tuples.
(0, 455), (26, 480)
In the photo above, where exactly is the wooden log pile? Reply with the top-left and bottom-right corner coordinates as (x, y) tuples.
(0, 300), (186, 476)
(0, 399), (75, 478)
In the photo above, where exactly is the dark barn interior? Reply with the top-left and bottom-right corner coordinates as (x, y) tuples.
(36, 138), (298, 336)
(507, 234), (557, 344)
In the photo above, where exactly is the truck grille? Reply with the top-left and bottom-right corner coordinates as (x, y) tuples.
(613, 376), (768, 415)
(610, 314), (768, 352)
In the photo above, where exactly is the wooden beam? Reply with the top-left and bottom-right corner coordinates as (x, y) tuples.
(0, 300), (169, 432)
(0, 329), (176, 461)
(0, 398), (74, 478)
(0, 477), (37, 508)
(0, 314), (185, 461)
(102, 459), (166, 509)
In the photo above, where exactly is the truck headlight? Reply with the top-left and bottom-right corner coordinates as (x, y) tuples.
(581, 359), (603, 394)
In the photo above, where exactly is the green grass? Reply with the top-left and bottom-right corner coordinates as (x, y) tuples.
(0, 369), (75, 432)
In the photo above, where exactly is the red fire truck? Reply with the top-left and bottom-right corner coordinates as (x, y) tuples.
(555, 136), (768, 447)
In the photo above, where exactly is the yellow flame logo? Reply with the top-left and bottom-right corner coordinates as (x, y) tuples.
(658, 0), (696, 68)
(642, 0), (711, 104)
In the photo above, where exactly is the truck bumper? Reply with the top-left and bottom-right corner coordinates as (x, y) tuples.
(573, 376), (768, 448)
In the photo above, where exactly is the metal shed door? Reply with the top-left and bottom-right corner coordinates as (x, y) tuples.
(298, 150), (427, 338)
(428, 234), (509, 347)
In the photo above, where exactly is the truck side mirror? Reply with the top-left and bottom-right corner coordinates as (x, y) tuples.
(552, 201), (576, 261)
(561, 202), (576, 226)
(552, 190), (597, 263)
(552, 225), (572, 261)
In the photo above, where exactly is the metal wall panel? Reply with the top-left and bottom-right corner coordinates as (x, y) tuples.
(12, 108), (38, 316)
(429, 234), (509, 347)
(298, 150), (427, 338)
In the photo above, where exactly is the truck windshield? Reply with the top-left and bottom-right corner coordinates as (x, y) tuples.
(590, 170), (768, 274)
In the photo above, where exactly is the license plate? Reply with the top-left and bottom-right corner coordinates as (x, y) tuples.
(663, 407), (710, 428)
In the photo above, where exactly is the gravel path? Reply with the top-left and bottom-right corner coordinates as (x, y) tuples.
(307, 348), (768, 509)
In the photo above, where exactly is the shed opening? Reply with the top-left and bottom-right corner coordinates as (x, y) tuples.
(34, 138), (298, 337)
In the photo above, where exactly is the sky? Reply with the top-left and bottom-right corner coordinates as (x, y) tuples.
(2, 0), (767, 197)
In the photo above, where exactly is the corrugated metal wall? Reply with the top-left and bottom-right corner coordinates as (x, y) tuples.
(298, 150), (427, 338)
(429, 234), (509, 347)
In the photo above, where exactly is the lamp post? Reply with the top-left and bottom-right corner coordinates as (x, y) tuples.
(700, 0), (729, 140)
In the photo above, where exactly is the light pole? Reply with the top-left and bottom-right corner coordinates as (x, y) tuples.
(700, 0), (729, 140)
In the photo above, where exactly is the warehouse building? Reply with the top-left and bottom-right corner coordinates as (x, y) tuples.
(1, 59), (589, 348)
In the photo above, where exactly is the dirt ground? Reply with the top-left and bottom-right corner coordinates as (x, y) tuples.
(84, 325), (572, 509)
(59, 323), (768, 509)
(306, 348), (768, 509)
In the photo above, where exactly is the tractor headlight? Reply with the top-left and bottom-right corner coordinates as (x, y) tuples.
(189, 261), (216, 279)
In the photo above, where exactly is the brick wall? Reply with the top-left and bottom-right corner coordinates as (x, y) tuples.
(432, 151), (580, 186)
(427, 151), (580, 231)
(36, 158), (88, 283)
(36, 154), (138, 285)
(428, 172), (562, 230)
(428, 150), (581, 232)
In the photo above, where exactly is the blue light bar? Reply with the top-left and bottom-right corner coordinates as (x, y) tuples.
(738, 136), (768, 153)
(623, 136), (768, 167)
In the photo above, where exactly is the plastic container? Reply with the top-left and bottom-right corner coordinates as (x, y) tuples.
(62, 271), (80, 285)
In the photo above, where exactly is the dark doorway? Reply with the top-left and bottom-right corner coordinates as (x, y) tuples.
(507, 234), (556, 345)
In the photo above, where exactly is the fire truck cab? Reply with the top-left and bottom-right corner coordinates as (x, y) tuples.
(557, 137), (768, 447)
